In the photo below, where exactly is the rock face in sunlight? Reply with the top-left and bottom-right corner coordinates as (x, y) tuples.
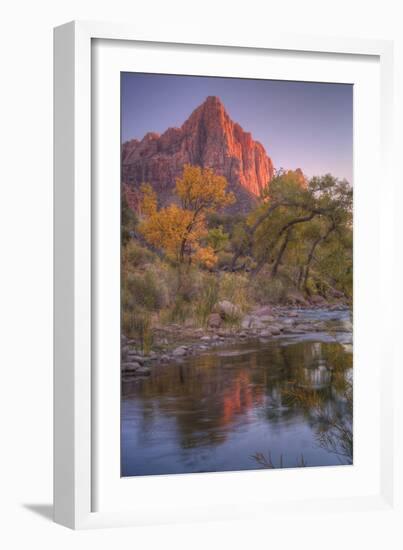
(122, 96), (275, 213)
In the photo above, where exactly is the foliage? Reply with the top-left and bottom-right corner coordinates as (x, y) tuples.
(139, 165), (235, 267)
(176, 164), (235, 212)
(139, 199), (200, 263)
(193, 245), (217, 269)
(206, 226), (229, 253)
(122, 239), (155, 268)
(194, 274), (220, 326)
(219, 272), (249, 314)
(250, 270), (287, 304)
(239, 170), (352, 296)
(123, 269), (169, 311)
(121, 193), (138, 246)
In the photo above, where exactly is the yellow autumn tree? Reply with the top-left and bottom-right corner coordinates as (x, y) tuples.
(138, 165), (235, 267)
(176, 164), (235, 213)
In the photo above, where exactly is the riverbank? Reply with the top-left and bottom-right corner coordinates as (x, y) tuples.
(121, 303), (352, 379)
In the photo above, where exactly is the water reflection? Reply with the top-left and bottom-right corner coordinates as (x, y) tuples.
(122, 329), (353, 476)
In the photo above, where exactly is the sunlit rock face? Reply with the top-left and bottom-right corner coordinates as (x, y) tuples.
(122, 96), (275, 213)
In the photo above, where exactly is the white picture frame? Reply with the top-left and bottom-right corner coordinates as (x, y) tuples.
(54, 20), (396, 530)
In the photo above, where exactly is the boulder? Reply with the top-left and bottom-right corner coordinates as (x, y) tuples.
(216, 300), (241, 319)
(250, 318), (266, 329)
(260, 329), (272, 337)
(121, 361), (141, 372)
(208, 313), (222, 329)
(253, 305), (274, 317)
(280, 318), (295, 326)
(172, 346), (187, 356)
(286, 290), (309, 307)
(258, 314), (276, 323)
(241, 316), (252, 329)
(269, 325), (282, 335)
(126, 353), (146, 364)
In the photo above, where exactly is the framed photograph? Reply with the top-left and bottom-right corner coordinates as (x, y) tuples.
(54, 21), (395, 529)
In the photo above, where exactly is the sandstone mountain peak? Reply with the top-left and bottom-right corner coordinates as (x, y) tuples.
(122, 96), (275, 213)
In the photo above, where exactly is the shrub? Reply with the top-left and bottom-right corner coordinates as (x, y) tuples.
(124, 268), (169, 311)
(216, 250), (233, 269)
(219, 272), (249, 313)
(250, 271), (287, 304)
(194, 274), (220, 325)
(122, 308), (153, 354)
(123, 240), (155, 268)
(168, 297), (193, 324)
(175, 267), (203, 302)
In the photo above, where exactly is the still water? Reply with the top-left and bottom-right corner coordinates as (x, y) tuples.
(121, 310), (353, 476)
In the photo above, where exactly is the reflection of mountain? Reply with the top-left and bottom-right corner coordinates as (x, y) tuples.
(221, 370), (263, 426)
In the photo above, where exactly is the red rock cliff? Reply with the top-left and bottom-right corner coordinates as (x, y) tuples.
(122, 96), (275, 213)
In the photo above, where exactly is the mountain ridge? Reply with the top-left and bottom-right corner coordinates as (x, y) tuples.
(122, 96), (275, 213)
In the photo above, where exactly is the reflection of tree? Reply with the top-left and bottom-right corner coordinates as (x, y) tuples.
(283, 354), (353, 464)
(314, 383), (353, 462)
(251, 450), (307, 469)
(252, 383), (353, 468)
(251, 341), (353, 468)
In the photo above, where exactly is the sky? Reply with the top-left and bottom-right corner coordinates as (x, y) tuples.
(121, 73), (353, 183)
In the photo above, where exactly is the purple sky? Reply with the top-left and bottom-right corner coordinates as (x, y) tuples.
(121, 73), (353, 183)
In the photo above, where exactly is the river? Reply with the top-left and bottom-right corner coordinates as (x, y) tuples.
(121, 308), (353, 476)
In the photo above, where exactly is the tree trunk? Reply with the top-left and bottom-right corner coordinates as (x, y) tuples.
(230, 246), (245, 271)
(271, 229), (292, 277)
(251, 212), (316, 278)
(303, 236), (322, 294)
(303, 224), (336, 294)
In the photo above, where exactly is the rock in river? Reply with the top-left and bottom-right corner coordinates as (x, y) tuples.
(173, 346), (187, 356)
(253, 305), (273, 317)
(122, 361), (141, 372)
